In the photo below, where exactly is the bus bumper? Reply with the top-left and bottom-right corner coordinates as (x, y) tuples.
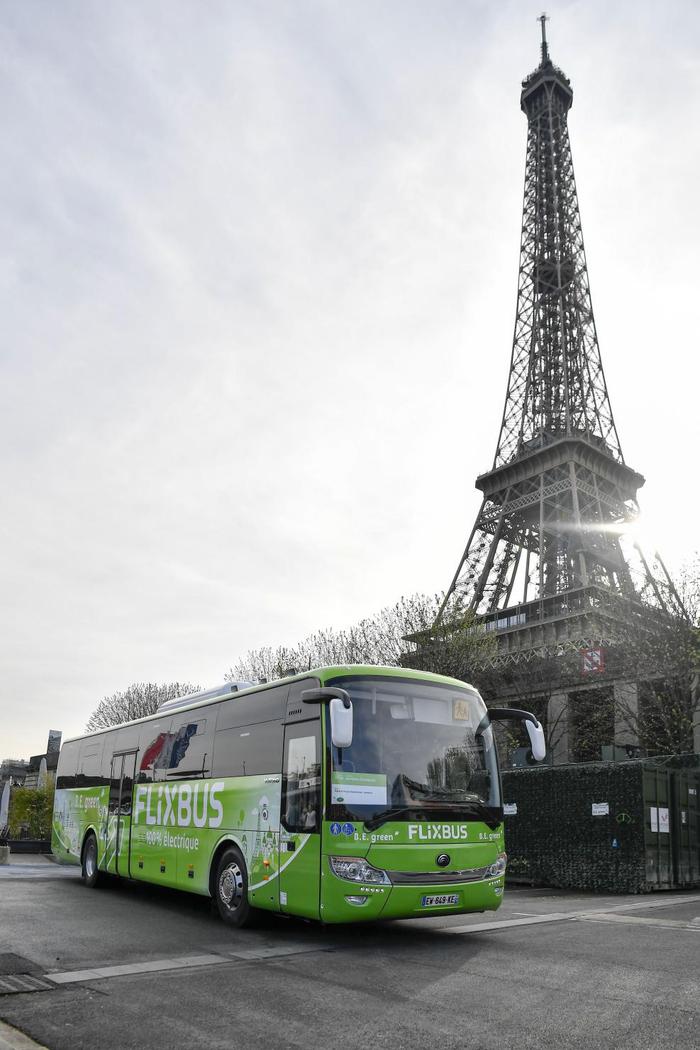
(320, 871), (505, 923)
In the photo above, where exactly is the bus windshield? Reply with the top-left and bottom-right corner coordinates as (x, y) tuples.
(327, 676), (501, 828)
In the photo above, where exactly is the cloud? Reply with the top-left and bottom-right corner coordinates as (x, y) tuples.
(1, 1), (698, 755)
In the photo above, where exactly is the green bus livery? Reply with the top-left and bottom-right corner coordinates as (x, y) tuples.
(52, 666), (545, 925)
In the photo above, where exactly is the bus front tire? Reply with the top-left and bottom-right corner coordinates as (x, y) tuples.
(81, 833), (101, 888)
(214, 847), (253, 928)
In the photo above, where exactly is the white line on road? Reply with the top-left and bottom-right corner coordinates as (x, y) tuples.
(445, 893), (700, 936)
(448, 913), (572, 934)
(47, 954), (229, 985)
(577, 913), (700, 931)
(45, 945), (327, 985)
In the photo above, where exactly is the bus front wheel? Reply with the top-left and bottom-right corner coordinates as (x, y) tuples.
(81, 833), (101, 888)
(214, 847), (253, 927)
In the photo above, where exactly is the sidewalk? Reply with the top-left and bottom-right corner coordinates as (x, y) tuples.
(4, 854), (55, 866)
(0, 854), (79, 879)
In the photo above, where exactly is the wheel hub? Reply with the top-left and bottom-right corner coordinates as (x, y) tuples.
(219, 863), (243, 909)
(85, 844), (96, 878)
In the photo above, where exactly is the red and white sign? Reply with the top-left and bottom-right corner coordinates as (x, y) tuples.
(581, 647), (605, 674)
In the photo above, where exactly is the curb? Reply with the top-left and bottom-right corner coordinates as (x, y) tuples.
(0, 1020), (48, 1050)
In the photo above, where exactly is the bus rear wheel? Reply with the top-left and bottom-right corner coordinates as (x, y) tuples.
(214, 847), (254, 927)
(81, 833), (101, 888)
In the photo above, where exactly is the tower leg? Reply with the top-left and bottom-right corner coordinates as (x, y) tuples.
(613, 681), (639, 754)
(547, 692), (570, 764)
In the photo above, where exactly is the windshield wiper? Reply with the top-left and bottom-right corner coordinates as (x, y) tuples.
(408, 784), (482, 802)
(364, 807), (420, 831)
(364, 801), (501, 832)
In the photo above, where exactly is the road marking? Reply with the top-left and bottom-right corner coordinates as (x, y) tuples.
(577, 913), (700, 931)
(581, 894), (700, 913)
(448, 913), (571, 934)
(227, 945), (323, 961)
(45, 944), (327, 985)
(445, 893), (700, 936)
(47, 954), (228, 985)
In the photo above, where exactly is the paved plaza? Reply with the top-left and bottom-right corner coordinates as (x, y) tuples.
(0, 856), (698, 1049)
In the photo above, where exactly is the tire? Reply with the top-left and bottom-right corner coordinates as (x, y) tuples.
(214, 847), (254, 927)
(81, 832), (101, 888)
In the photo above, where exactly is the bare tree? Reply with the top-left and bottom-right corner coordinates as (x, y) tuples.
(476, 556), (700, 761)
(85, 682), (201, 732)
(612, 556), (700, 755)
(474, 651), (577, 762)
(225, 594), (496, 684)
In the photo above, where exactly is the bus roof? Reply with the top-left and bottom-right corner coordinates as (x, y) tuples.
(64, 665), (479, 745)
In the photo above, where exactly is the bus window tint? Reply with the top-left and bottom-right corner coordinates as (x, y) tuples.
(137, 720), (172, 782)
(166, 718), (210, 776)
(56, 740), (80, 789)
(216, 686), (288, 731)
(212, 721), (282, 777)
(282, 724), (321, 832)
(77, 741), (104, 788)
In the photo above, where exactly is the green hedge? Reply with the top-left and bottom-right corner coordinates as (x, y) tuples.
(8, 785), (55, 840)
(502, 763), (655, 893)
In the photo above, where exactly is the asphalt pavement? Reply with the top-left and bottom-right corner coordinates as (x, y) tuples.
(0, 856), (698, 1050)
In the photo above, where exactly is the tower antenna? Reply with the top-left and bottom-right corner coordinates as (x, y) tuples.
(538, 12), (550, 64)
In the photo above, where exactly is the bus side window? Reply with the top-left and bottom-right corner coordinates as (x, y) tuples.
(78, 741), (105, 788)
(282, 722), (321, 833)
(137, 720), (172, 783)
(165, 717), (211, 777)
(212, 721), (282, 778)
(56, 740), (80, 789)
(216, 685), (288, 731)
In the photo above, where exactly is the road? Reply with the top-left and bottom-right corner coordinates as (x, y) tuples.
(1, 856), (698, 1050)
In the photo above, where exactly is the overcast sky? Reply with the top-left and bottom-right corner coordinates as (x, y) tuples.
(2, 1), (698, 760)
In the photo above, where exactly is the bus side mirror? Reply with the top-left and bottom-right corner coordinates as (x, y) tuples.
(329, 697), (353, 749)
(525, 719), (546, 762)
(300, 686), (353, 750)
(483, 707), (546, 762)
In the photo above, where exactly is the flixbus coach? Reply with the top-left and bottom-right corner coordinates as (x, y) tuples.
(52, 666), (544, 925)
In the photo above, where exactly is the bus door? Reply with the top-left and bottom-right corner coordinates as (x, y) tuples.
(105, 751), (138, 877)
(279, 719), (322, 919)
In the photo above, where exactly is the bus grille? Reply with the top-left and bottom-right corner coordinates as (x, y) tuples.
(387, 865), (490, 885)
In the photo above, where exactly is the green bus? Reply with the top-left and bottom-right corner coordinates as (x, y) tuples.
(52, 666), (544, 925)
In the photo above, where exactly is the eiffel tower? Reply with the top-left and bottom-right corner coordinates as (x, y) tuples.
(432, 19), (685, 753)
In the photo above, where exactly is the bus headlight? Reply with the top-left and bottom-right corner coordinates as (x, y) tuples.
(329, 856), (391, 885)
(486, 852), (507, 878)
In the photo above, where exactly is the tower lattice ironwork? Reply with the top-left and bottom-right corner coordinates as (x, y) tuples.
(436, 19), (684, 667)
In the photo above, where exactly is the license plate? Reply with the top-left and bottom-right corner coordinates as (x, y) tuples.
(421, 894), (459, 907)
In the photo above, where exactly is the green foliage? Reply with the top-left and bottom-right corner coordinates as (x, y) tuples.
(8, 782), (55, 840)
